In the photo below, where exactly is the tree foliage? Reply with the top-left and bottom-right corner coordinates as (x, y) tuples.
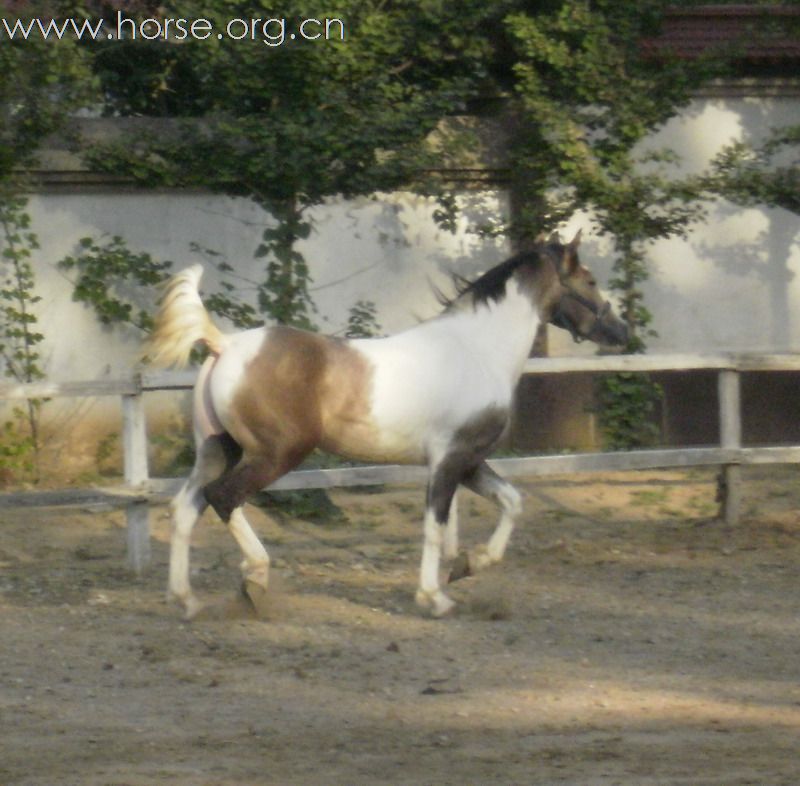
(496, 2), (718, 448)
(0, 0), (98, 177)
(345, 299), (382, 339)
(706, 125), (800, 215)
(80, 3), (724, 331)
(4, 1), (793, 459)
(0, 7), (94, 478)
(0, 190), (46, 477)
(82, 0), (500, 325)
(501, 3), (715, 276)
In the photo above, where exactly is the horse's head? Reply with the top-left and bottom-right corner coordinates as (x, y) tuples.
(538, 231), (629, 348)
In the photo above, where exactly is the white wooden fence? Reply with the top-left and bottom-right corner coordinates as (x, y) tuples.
(3, 353), (800, 571)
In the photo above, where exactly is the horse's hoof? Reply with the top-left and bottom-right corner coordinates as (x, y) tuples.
(415, 588), (456, 618)
(183, 595), (204, 621)
(467, 545), (496, 572)
(242, 579), (273, 619)
(448, 552), (472, 583)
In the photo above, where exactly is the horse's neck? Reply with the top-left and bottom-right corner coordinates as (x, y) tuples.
(435, 281), (540, 381)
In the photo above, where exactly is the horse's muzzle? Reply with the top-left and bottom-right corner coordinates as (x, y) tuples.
(592, 312), (629, 347)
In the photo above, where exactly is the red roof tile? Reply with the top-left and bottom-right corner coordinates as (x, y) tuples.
(643, 5), (800, 62)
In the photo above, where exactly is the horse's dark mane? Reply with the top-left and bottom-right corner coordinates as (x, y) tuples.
(439, 251), (538, 310)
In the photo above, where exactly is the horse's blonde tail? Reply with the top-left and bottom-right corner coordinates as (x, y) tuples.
(143, 265), (228, 368)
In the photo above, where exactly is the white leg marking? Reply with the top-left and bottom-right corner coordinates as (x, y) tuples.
(168, 480), (206, 619)
(442, 489), (459, 561)
(415, 509), (455, 617)
(228, 506), (270, 589)
(486, 482), (522, 562)
(464, 465), (522, 572)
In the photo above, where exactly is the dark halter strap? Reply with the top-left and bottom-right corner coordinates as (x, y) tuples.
(548, 255), (611, 343)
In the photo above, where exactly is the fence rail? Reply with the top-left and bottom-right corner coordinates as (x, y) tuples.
(3, 352), (800, 571)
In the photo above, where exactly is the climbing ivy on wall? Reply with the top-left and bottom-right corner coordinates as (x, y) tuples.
(59, 236), (173, 332)
(0, 5), (92, 481)
(0, 193), (45, 478)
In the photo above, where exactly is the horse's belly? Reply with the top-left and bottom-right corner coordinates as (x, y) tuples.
(325, 398), (493, 466)
(320, 416), (426, 465)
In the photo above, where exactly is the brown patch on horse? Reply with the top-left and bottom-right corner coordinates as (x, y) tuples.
(317, 339), (381, 459)
(203, 328), (380, 521)
(227, 328), (326, 456)
(225, 327), (378, 462)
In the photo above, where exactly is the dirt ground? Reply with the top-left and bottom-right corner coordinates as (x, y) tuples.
(1, 465), (799, 786)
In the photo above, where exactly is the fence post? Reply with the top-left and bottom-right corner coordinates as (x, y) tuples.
(126, 500), (151, 575)
(122, 376), (151, 572)
(122, 380), (149, 487)
(718, 368), (742, 525)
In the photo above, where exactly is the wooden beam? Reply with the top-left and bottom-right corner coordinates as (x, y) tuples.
(146, 447), (738, 496)
(4, 443), (797, 511)
(0, 378), (138, 400)
(490, 447), (736, 477)
(521, 353), (735, 375)
(732, 353), (800, 372)
(718, 369), (742, 526)
(0, 486), (148, 508)
(126, 502), (151, 574)
(3, 353), (800, 402)
(122, 393), (149, 487)
(740, 446), (800, 464)
(140, 369), (197, 391)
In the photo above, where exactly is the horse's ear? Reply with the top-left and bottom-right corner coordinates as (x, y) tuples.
(560, 229), (582, 276)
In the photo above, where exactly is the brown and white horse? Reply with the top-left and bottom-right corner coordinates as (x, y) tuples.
(146, 231), (628, 618)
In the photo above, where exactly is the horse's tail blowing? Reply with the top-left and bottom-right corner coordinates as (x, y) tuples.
(143, 265), (228, 368)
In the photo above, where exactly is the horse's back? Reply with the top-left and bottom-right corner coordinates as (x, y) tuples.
(201, 319), (518, 466)
(350, 318), (517, 425)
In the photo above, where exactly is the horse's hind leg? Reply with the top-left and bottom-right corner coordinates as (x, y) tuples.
(168, 476), (207, 619)
(204, 450), (309, 612)
(168, 433), (241, 618)
(228, 505), (271, 608)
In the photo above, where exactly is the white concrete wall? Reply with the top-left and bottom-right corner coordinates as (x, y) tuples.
(10, 188), (509, 478)
(637, 91), (799, 353)
(23, 89), (800, 378)
(546, 90), (800, 356)
(28, 189), (509, 381)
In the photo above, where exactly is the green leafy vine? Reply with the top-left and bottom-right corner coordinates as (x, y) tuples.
(0, 193), (45, 479)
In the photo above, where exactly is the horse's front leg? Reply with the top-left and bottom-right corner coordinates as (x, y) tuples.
(416, 509), (457, 617)
(442, 489), (459, 561)
(462, 461), (522, 572)
(415, 462), (460, 617)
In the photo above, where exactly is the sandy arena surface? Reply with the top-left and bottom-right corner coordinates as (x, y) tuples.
(1, 466), (799, 785)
